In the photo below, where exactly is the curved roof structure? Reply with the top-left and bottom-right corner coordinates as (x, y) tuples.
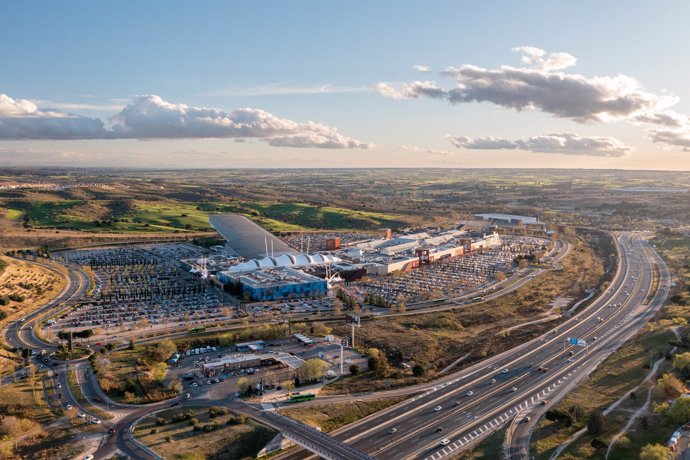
(209, 213), (297, 260)
(226, 252), (342, 273)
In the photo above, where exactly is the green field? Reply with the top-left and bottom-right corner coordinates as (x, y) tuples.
(17, 197), (406, 234)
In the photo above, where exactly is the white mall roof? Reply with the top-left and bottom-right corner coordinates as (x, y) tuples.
(224, 252), (342, 274)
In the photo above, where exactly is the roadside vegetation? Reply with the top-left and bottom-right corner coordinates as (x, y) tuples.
(93, 339), (181, 403)
(279, 397), (406, 432)
(134, 406), (276, 460)
(0, 372), (57, 458)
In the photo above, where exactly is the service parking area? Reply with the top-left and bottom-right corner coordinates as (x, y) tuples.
(167, 335), (367, 402)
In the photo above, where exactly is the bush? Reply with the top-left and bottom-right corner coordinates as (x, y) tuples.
(192, 424), (201, 431)
(587, 410), (606, 435)
(155, 417), (166, 426)
(189, 418), (198, 426)
(150, 428), (157, 434)
(209, 406), (228, 418)
(349, 364), (360, 376)
(412, 364), (425, 377)
(165, 435), (172, 443)
(203, 422), (218, 432)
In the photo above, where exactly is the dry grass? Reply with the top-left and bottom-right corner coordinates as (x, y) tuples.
(0, 256), (66, 321)
(279, 398), (405, 432)
(134, 406), (276, 460)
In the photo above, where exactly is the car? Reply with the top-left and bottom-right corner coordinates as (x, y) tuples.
(170, 401), (181, 407)
(434, 405), (442, 412)
(440, 439), (451, 446)
(568, 351), (574, 356)
(541, 400), (548, 406)
(502, 369), (509, 374)
(91, 418), (101, 425)
(435, 427), (444, 433)
(511, 387), (518, 392)
(522, 416), (531, 423)
(84, 456), (94, 460)
(466, 391), (474, 396)
(57, 383), (62, 389)
(453, 401), (460, 407)
(206, 380), (212, 385)
(683, 423), (690, 431)
(92, 396), (102, 402)
(77, 412), (86, 419)
(490, 378), (497, 384)
(212, 378), (220, 384)
(389, 427), (397, 434)
(593, 336), (598, 341)
(185, 393), (191, 399)
(65, 404), (73, 410)
(108, 427), (116, 434)
(192, 382), (198, 387)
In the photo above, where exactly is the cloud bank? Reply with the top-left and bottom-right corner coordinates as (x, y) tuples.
(448, 133), (632, 157)
(0, 93), (373, 149)
(377, 46), (690, 151)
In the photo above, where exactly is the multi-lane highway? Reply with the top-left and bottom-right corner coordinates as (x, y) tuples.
(274, 232), (669, 460)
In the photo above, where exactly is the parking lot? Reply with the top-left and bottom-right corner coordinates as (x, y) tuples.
(355, 236), (548, 304)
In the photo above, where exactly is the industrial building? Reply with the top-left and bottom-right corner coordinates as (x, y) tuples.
(474, 213), (538, 225)
(199, 351), (305, 377)
(229, 267), (328, 301)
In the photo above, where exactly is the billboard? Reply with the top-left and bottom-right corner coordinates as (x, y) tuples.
(568, 337), (587, 347)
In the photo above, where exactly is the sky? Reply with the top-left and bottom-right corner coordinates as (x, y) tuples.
(2, 1), (690, 169)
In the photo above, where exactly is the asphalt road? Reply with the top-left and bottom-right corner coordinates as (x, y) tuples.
(273, 232), (669, 460)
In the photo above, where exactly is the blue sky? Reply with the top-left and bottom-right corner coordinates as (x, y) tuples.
(2, 1), (690, 169)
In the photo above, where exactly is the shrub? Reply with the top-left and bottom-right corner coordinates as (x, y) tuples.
(189, 418), (198, 426)
(203, 422), (218, 432)
(155, 417), (166, 426)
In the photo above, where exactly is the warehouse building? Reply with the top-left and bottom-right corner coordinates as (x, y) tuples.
(230, 267), (328, 301)
(199, 351), (305, 377)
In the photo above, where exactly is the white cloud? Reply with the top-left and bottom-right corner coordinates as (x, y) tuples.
(412, 65), (432, 73)
(648, 129), (690, 151)
(0, 92), (373, 149)
(376, 46), (690, 151)
(399, 145), (453, 156)
(376, 47), (679, 124)
(511, 46), (577, 71)
(447, 133), (632, 157)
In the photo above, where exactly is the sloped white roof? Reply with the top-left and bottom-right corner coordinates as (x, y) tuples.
(257, 257), (275, 268)
(274, 254), (294, 267)
(293, 254), (311, 266)
(229, 260), (259, 272)
(310, 253), (325, 264)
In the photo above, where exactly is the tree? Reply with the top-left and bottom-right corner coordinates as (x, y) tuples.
(639, 443), (673, 460)
(128, 338), (135, 350)
(673, 352), (690, 371)
(656, 373), (685, 398)
(587, 409), (605, 435)
(518, 259), (529, 269)
(236, 377), (251, 396)
(349, 364), (360, 376)
(310, 322), (332, 336)
(297, 359), (330, 383)
(148, 339), (177, 363)
(412, 364), (425, 377)
(495, 271), (507, 282)
(333, 298), (342, 317)
(395, 294), (406, 313)
(353, 304), (362, 316)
